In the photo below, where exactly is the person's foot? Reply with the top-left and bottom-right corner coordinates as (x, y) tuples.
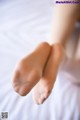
(32, 43), (64, 104)
(12, 42), (51, 96)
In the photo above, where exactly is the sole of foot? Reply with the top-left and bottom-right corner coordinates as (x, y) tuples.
(32, 43), (64, 104)
(12, 42), (51, 96)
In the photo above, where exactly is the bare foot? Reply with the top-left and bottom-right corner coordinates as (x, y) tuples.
(32, 44), (64, 104)
(12, 42), (51, 96)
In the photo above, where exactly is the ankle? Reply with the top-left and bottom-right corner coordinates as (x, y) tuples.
(51, 43), (64, 63)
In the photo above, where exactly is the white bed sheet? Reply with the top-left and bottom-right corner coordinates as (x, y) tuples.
(0, 0), (80, 120)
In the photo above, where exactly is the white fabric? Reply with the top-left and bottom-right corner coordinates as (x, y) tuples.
(0, 0), (80, 120)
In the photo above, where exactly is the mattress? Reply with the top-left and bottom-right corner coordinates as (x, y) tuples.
(0, 0), (80, 120)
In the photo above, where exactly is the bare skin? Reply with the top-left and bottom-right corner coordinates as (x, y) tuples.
(12, 1), (80, 104)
